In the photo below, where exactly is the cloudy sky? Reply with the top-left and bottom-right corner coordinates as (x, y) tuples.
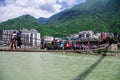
(0, 0), (86, 22)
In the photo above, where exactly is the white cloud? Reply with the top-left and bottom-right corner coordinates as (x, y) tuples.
(0, 0), (85, 22)
(60, 0), (77, 6)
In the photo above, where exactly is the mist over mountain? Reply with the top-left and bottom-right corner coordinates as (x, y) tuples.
(38, 17), (49, 24)
(0, 0), (120, 37)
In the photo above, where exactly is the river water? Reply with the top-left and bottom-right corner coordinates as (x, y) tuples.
(0, 52), (119, 80)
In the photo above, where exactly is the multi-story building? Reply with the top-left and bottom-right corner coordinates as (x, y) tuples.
(2, 30), (17, 44)
(22, 29), (41, 46)
(43, 36), (54, 43)
(2, 29), (41, 47)
(70, 34), (79, 39)
(79, 30), (94, 40)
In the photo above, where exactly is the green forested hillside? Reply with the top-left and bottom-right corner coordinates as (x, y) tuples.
(0, 14), (40, 38)
(47, 10), (120, 37)
(0, 14), (56, 37)
(45, 0), (120, 36)
(0, 0), (120, 38)
(0, 14), (40, 31)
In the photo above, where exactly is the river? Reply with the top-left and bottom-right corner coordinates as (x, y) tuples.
(0, 52), (120, 80)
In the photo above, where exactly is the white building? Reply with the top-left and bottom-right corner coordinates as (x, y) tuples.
(94, 33), (101, 39)
(79, 30), (94, 40)
(2, 30), (17, 44)
(43, 36), (54, 43)
(70, 34), (79, 39)
(22, 29), (41, 46)
(2, 29), (41, 47)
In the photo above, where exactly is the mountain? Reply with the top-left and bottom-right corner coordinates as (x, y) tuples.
(72, 0), (120, 13)
(0, 14), (40, 30)
(0, 14), (41, 37)
(44, 0), (120, 36)
(0, 14), (57, 37)
(37, 17), (49, 24)
(38, 10), (69, 24)
(48, 0), (120, 22)
(0, 0), (120, 38)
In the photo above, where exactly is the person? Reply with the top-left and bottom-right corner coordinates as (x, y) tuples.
(59, 42), (64, 50)
(16, 30), (22, 48)
(10, 31), (17, 49)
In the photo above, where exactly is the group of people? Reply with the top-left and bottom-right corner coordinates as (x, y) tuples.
(10, 30), (22, 49)
(41, 39), (101, 50)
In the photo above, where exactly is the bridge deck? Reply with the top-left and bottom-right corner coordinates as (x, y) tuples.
(0, 47), (119, 56)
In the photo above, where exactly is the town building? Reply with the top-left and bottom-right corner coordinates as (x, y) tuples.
(2, 30), (17, 44)
(79, 30), (94, 40)
(2, 29), (41, 47)
(43, 36), (54, 43)
(70, 34), (79, 39)
(22, 29), (41, 47)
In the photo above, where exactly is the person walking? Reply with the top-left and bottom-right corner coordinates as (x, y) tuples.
(16, 30), (22, 48)
(10, 31), (17, 49)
